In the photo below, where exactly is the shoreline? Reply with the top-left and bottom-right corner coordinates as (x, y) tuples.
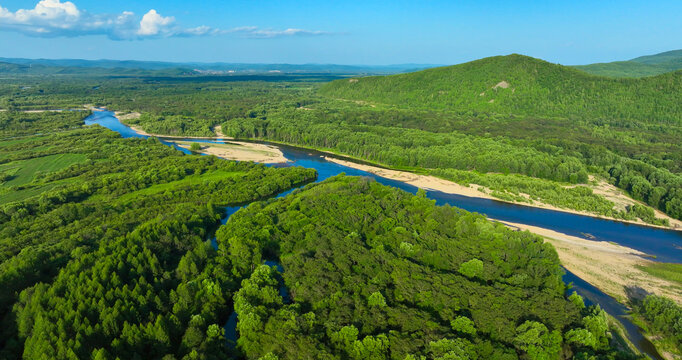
(323, 157), (682, 232)
(170, 140), (289, 164)
(129, 124), (235, 140)
(497, 220), (682, 306)
(121, 120), (680, 232)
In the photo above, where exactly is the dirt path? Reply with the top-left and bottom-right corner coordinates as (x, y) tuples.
(214, 125), (225, 137)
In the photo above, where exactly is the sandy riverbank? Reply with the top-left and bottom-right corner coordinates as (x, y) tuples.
(171, 140), (288, 164)
(122, 120), (680, 230)
(326, 157), (499, 199)
(324, 157), (682, 231)
(114, 111), (141, 121)
(128, 125), (233, 140)
(497, 220), (682, 305)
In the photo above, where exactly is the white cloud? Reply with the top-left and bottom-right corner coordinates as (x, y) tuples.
(228, 26), (329, 38)
(0, 0), (331, 40)
(137, 9), (173, 36)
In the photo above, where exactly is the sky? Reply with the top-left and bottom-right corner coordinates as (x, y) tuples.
(0, 0), (680, 65)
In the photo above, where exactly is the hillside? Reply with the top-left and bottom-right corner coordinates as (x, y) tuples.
(319, 54), (682, 124)
(574, 49), (682, 77)
(0, 62), (32, 74)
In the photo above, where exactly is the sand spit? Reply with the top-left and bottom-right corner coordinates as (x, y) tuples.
(172, 140), (288, 164)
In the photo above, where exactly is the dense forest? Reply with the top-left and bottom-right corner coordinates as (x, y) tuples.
(216, 175), (637, 359)
(0, 111), (315, 359)
(0, 55), (680, 359)
(0, 111), (644, 359)
(2, 67), (681, 223)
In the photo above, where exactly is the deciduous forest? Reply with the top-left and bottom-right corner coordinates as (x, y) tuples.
(0, 52), (680, 359)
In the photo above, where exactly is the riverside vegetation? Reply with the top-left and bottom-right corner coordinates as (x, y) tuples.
(1, 52), (681, 358)
(0, 111), (642, 359)
(2, 56), (681, 227)
(0, 111), (315, 359)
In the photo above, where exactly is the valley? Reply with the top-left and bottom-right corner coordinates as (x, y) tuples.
(1, 51), (681, 360)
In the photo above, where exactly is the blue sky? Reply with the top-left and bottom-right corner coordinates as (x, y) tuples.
(0, 0), (680, 65)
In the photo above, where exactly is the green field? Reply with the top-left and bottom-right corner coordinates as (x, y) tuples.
(636, 263), (682, 287)
(0, 153), (87, 188)
(116, 170), (246, 203)
(0, 182), (71, 205)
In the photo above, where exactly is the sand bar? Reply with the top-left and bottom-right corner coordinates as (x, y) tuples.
(171, 140), (288, 164)
(497, 220), (682, 305)
(114, 111), (141, 121)
(129, 125), (233, 140)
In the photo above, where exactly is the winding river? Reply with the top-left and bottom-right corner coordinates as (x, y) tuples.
(85, 110), (680, 359)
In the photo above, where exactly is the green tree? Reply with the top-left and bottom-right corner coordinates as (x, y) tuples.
(513, 321), (562, 360)
(458, 258), (484, 279)
(451, 316), (476, 336)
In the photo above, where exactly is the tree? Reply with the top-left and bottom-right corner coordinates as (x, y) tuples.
(458, 259), (484, 279)
(190, 142), (202, 151)
(451, 316), (476, 336)
(368, 292), (387, 307)
(513, 321), (562, 360)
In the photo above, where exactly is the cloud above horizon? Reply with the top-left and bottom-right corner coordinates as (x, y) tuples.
(0, 0), (329, 40)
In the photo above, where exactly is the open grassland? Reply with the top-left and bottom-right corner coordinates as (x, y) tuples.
(115, 170), (246, 203)
(0, 153), (86, 188)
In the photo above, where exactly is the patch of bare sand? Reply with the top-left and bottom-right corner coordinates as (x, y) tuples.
(498, 220), (682, 306)
(583, 176), (682, 229)
(114, 111), (141, 121)
(213, 125), (225, 137)
(129, 125), (154, 137)
(493, 81), (510, 89)
(325, 157), (497, 200)
(127, 125), (232, 140)
(173, 141), (288, 164)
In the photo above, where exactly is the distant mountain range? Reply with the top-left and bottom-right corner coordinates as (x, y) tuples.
(572, 49), (682, 77)
(1, 49), (681, 78)
(0, 58), (437, 76)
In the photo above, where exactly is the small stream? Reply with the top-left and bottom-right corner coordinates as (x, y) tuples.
(85, 110), (677, 359)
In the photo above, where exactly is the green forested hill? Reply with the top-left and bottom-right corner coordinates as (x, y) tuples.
(631, 49), (682, 66)
(218, 175), (631, 359)
(319, 54), (682, 124)
(575, 50), (682, 77)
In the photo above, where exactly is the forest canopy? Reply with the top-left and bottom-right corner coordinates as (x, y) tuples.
(216, 175), (638, 360)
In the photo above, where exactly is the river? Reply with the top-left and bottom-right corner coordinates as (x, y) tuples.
(85, 110), (678, 359)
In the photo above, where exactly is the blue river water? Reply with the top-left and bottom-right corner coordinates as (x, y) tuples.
(85, 110), (675, 359)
